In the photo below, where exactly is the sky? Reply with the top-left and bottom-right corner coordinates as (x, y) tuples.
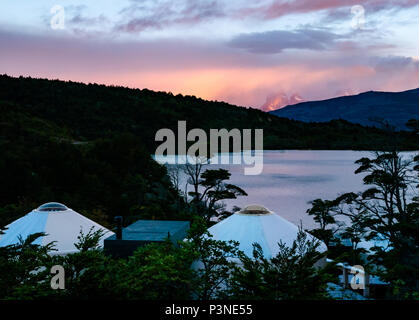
(1, 0), (419, 110)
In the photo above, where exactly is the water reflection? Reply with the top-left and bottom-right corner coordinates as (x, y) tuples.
(155, 150), (417, 229)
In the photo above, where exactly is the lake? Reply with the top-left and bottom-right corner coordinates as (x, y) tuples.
(155, 150), (418, 229)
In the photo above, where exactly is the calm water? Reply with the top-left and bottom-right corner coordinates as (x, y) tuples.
(156, 150), (417, 229)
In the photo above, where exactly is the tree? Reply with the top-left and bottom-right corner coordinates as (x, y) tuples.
(339, 210), (369, 265)
(179, 156), (247, 222)
(184, 217), (242, 300)
(226, 228), (330, 300)
(330, 151), (419, 297)
(0, 232), (57, 299)
(306, 199), (340, 248)
(406, 119), (419, 134)
(99, 241), (196, 300)
(183, 156), (209, 204)
(195, 169), (247, 222)
(49, 228), (109, 299)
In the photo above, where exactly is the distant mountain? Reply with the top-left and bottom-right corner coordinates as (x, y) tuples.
(261, 92), (304, 112)
(270, 88), (419, 130)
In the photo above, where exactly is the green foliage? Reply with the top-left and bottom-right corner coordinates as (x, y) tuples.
(406, 119), (419, 134)
(119, 241), (195, 299)
(0, 219), (338, 300)
(1, 74), (417, 153)
(310, 150), (419, 298)
(306, 199), (338, 248)
(184, 217), (242, 299)
(187, 168), (247, 222)
(0, 228), (192, 299)
(74, 227), (106, 252)
(226, 228), (330, 300)
(0, 233), (56, 299)
(0, 129), (186, 228)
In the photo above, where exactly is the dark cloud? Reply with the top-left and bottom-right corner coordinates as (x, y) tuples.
(115, 0), (225, 33)
(68, 13), (109, 27)
(240, 0), (419, 21)
(370, 55), (419, 73)
(228, 29), (344, 54)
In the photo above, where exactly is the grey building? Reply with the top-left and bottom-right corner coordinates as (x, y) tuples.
(104, 218), (190, 258)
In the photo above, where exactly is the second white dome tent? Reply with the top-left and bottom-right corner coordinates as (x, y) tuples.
(207, 204), (327, 259)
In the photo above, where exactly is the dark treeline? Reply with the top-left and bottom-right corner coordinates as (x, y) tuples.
(1, 74), (418, 151)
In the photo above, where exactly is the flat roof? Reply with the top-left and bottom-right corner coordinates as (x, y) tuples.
(106, 220), (190, 241)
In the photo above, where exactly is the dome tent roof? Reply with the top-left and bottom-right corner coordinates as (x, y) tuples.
(237, 204), (272, 215)
(37, 202), (68, 212)
(207, 204), (327, 259)
(0, 202), (113, 255)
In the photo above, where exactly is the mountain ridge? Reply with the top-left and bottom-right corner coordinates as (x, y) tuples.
(269, 87), (419, 130)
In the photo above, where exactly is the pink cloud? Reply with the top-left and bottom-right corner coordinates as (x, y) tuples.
(1, 29), (418, 109)
(237, 0), (419, 20)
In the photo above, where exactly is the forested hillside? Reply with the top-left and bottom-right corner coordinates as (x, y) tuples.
(1, 75), (417, 151)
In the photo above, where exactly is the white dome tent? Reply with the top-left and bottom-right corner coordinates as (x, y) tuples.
(0, 202), (113, 255)
(207, 204), (327, 259)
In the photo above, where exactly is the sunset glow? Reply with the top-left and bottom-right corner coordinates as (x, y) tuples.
(1, 0), (418, 109)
